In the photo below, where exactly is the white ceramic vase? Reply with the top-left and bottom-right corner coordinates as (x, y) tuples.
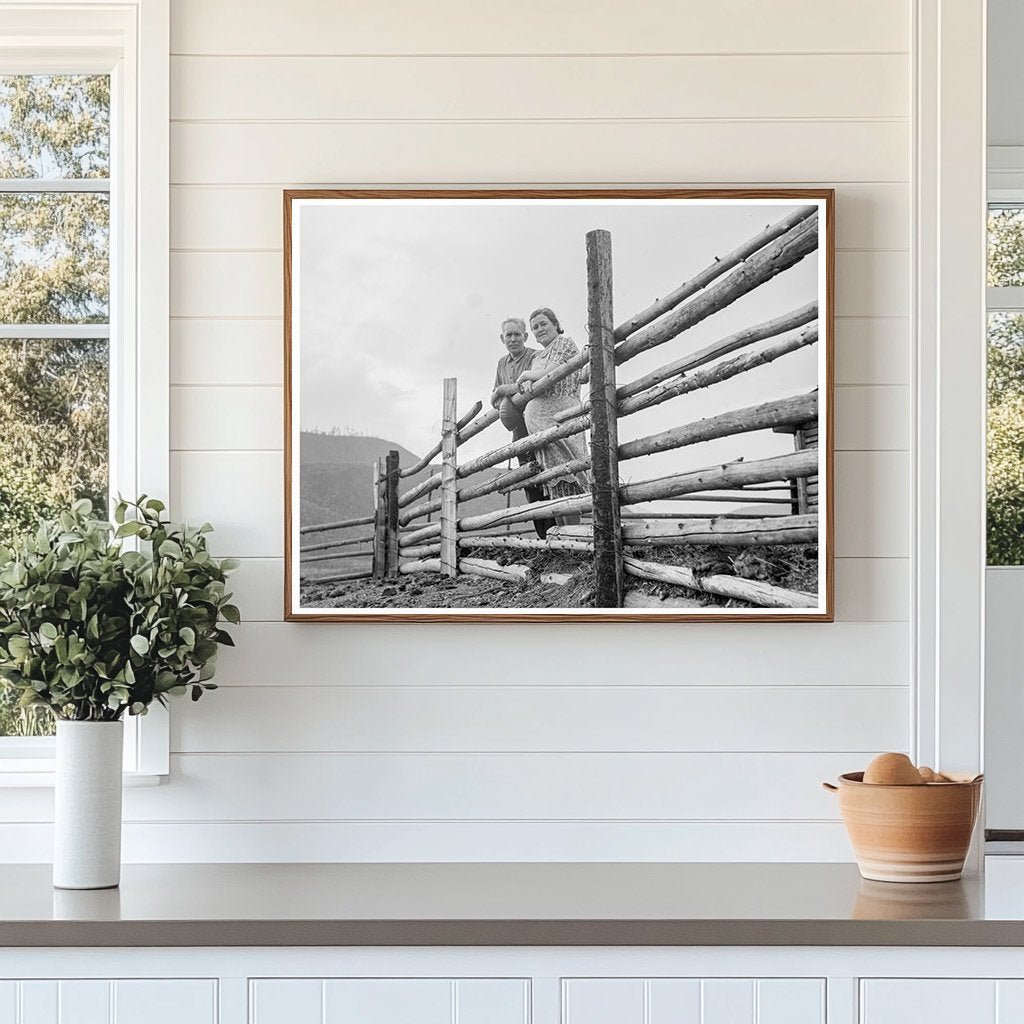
(53, 720), (124, 890)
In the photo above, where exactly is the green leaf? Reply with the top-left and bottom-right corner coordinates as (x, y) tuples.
(178, 626), (196, 646)
(130, 634), (150, 656)
(158, 539), (183, 559)
(39, 622), (58, 641)
(220, 604), (241, 625)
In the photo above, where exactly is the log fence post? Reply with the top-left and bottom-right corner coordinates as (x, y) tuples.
(372, 457), (386, 581)
(586, 228), (624, 607)
(440, 377), (459, 577)
(385, 449), (400, 579)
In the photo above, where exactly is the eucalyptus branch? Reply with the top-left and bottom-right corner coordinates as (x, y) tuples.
(0, 497), (237, 722)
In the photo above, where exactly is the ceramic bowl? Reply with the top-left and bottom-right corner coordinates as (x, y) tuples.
(823, 771), (983, 883)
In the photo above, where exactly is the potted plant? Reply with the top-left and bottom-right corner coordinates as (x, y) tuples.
(0, 497), (239, 889)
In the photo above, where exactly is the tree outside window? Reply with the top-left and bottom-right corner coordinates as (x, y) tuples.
(0, 75), (110, 736)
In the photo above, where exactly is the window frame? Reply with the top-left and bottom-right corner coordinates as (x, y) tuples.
(0, 0), (169, 782)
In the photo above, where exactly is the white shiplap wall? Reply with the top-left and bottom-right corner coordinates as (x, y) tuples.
(4, 0), (916, 862)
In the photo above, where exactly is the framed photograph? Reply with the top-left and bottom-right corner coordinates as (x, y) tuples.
(284, 189), (833, 622)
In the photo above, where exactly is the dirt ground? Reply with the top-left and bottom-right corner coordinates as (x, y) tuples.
(300, 543), (819, 611)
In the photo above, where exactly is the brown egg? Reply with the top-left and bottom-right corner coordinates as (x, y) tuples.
(863, 752), (925, 785)
(918, 766), (938, 783)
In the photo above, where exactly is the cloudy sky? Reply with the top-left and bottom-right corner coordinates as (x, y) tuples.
(294, 197), (823, 504)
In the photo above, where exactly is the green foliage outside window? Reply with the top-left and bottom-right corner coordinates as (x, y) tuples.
(988, 209), (1024, 565)
(0, 75), (110, 736)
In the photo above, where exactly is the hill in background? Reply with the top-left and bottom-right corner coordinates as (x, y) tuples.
(298, 431), (515, 529)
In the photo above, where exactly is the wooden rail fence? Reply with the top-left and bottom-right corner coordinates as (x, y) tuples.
(299, 205), (823, 608)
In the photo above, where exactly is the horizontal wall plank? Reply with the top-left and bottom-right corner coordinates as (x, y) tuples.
(171, 252), (280, 317)
(171, 385), (282, 450)
(833, 558), (910, 622)
(212, 621), (909, 687)
(171, 183), (909, 252)
(834, 318), (909, 385)
(835, 250), (909, 318)
(230, 556), (910, 624)
(173, 447), (905, 559)
(170, 319), (283, 386)
(169, 383), (903, 454)
(118, 752), (871, 821)
(168, 313), (910, 389)
(834, 451), (909, 558)
(0, 820), (856, 863)
(171, 54), (909, 121)
(834, 385), (909, 451)
(171, 249), (908, 321)
(170, 0), (910, 56)
(171, 684), (909, 754)
(171, 451), (282, 557)
(170, 121), (909, 185)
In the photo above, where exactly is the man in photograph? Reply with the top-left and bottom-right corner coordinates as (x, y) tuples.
(490, 317), (555, 539)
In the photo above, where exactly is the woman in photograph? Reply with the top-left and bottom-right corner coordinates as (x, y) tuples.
(516, 307), (590, 527)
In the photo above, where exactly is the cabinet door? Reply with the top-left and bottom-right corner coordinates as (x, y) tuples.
(0, 980), (216, 1024)
(562, 978), (825, 1024)
(862, 980), (1024, 1024)
(249, 978), (528, 1024)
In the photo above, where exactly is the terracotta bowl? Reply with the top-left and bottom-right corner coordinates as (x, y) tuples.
(823, 771), (983, 883)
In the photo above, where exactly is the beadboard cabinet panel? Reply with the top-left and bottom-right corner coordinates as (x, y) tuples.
(0, 981), (217, 1024)
(250, 979), (528, 1024)
(562, 978), (825, 1024)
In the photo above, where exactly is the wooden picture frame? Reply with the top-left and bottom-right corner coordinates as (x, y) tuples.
(284, 188), (834, 622)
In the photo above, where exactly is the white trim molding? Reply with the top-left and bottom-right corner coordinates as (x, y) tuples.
(0, 0), (170, 778)
(914, 0), (987, 785)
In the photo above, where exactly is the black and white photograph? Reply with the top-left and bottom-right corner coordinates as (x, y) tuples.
(285, 190), (833, 621)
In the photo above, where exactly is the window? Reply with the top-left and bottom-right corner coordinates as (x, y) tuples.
(0, 3), (169, 779)
(987, 205), (1024, 565)
(0, 73), (111, 739)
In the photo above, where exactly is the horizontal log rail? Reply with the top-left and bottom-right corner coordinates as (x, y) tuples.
(400, 521), (442, 548)
(618, 392), (817, 462)
(619, 324), (818, 418)
(620, 448), (819, 506)
(508, 350), (590, 410)
(458, 493), (594, 534)
(300, 549), (374, 564)
(299, 534), (374, 554)
(459, 535), (594, 554)
(556, 304), (818, 421)
(400, 542), (442, 559)
(299, 513), (375, 535)
(400, 556), (530, 583)
(615, 212), (818, 365)
(558, 514), (815, 546)
(623, 555), (817, 609)
(619, 510), (791, 520)
(452, 406), (501, 446)
(302, 569), (373, 585)
(458, 414), (590, 478)
(397, 471), (442, 509)
(398, 401), (483, 478)
(613, 205), (817, 340)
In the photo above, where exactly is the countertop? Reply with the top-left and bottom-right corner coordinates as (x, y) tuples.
(4, 861), (1024, 947)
